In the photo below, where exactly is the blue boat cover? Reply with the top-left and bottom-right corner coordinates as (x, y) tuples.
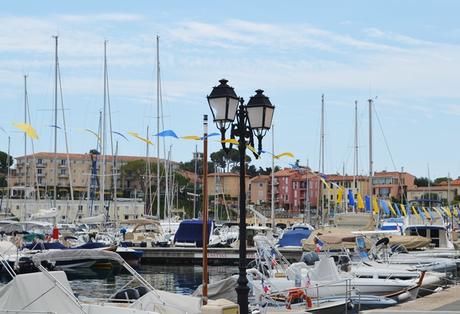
(74, 242), (109, 249)
(173, 219), (212, 247)
(278, 229), (311, 247)
(24, 242), (67, 250)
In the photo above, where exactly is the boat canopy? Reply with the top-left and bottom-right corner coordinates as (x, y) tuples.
(278, 228), (311, 247)
(32, 249), (124, 267)
(0, 271), (81, 313)
(174, 219), (212, 247)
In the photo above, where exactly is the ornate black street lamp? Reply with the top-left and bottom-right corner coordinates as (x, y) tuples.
(207, 79), (275, 314)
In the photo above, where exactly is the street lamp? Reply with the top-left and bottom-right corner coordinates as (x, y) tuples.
(207, 79), (275, 314)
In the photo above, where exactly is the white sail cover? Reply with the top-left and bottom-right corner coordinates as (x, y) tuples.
(30, 208), (58, 219)
(131, 290), (202, 314)
(0, 271), (82, 313)
(32, 249), (124, 266)
(79, 213), (106, 224)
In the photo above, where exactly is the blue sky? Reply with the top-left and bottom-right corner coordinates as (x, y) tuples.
(1, 1), (460, 179)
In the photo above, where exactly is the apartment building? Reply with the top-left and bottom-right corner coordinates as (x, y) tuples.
(9, 152), (162, 199)
(372, 171), (416, 201)
(274, 168), (320, 211)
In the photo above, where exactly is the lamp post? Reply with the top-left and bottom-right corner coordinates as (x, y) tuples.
(207, 79), (275, 314)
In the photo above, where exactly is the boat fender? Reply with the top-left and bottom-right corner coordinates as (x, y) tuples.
(286, 288), (308, 309)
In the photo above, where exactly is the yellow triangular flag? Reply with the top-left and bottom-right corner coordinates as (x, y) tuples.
(181, 135), (201, 140)
(219, 138), (239, 145)
(337, 187), (344, 204)
(14, 123), (38, 140)
(128, 131), (153, 145)
(411, 206), (420, 219)
(274, 152), (295, 159)
(372, 196), (379, 214)
(399, 204), (407, 217)
(246, 144), (259, 157)
(442, 206), (452, 218)
(357, 193), (364, 209)
(387, 201), (397, 216)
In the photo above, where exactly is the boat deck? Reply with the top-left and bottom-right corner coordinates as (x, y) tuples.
(362, 285), (460, 313)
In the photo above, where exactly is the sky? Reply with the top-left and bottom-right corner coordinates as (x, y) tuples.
(1, 1), (460, 179)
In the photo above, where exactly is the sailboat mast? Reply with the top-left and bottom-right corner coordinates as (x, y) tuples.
(353, 100), (358, 190)
(368, 98), (373, 200)
(23, 75), (28, 220)
(316, 94), (325, 226)
(6, 136), (11, 213)
(101, 40), (107, 210)
(193, 145), (198, 218)
(156, 35), (161, 219)
(271, 124), (275, 231)
(53, 36), (58, 208)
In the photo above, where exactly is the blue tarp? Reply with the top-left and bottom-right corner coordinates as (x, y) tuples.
(173, 219), (213, 247)
(278, 228), (311, 247)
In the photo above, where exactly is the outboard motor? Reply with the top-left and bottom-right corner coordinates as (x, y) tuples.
(300, 252), (319, 266)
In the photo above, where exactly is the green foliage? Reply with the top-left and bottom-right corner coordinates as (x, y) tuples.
(433, 177), (449, 185)
(414, 177), (432, 187)
(0, 151), (13, 174)
(210, 148), (251, 173)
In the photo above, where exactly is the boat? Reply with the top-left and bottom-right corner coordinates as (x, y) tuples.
(173, 219), (213, 247)
(278, 227), (312, 249)
(0, 249), (238, 314)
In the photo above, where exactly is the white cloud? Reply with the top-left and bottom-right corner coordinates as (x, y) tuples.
(57, 13), (144, 22)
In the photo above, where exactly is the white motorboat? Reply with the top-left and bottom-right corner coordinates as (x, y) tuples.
(0, 249), (238, 314)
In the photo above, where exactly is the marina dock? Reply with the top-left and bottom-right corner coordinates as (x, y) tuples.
(362, 285), (460, 313)
(135, 246), (303, 265)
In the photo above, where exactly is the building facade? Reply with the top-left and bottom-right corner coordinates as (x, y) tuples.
(372, 171), (416, 201)
(9, 152), (163, 199)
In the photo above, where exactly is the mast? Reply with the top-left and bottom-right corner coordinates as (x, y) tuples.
(6, 136), (11, 213)
(100, 40), (107, 213)
(427, 163), (431, 208)
(368, 98), (373, 201)
(156, 35), (161, 219)
(23, 75), (28, 220)
(193, 145), (198, 218)
(53, 36), (58, 208)
(316, 94), (325, 226)
(57, 51), (74, 205)
(105, 45), (116, 222)
(145, 126), (152, 215)
(271, 124), (275, 232)
(353, 100), (358, 193)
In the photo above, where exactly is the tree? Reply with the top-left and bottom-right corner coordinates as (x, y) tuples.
(210, 148), (251, 173)
(434, 177), (449, 185)
(414, 177), (431, 187)
(0, 151), (13, 174)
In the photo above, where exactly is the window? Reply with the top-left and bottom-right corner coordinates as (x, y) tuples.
(60, 168), (66, 175)
(37, 168), (43, 174)
(60, 159), (66, 165)
(38, 178), (43, 184)
(78, 205), (83, 212)
(37, 159), (43, 165)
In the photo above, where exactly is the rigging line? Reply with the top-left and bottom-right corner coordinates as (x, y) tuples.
(58, 63), (74, 202)
(25, 80), (41, 201)
(373, 102), (398, 171)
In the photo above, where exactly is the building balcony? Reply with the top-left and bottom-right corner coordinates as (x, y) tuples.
(36, 163), (47, 168)
(58, 173), (69, 178)
(58, 164), (67, 168)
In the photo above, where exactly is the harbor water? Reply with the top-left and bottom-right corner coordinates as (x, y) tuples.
(68, 265), (238, 300)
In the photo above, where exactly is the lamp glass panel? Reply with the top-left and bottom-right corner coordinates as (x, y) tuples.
(227, 97), (239, 122)
(263, 107), (274, 129)
(246, 106), (264, 129)
(209, 97), (229, 121)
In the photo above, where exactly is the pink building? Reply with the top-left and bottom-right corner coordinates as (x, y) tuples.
(274, 168), (320, 211)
